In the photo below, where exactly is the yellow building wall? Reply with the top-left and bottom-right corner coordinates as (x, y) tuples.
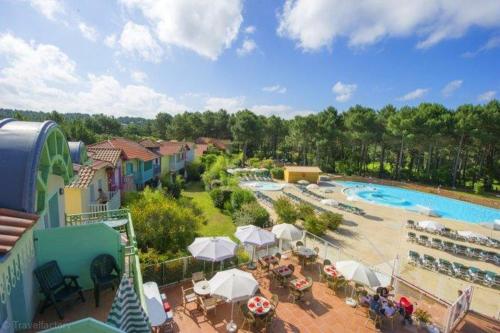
(64, 187), (83, 215)
(64, 169), (110, 215)
(284, 170), (320, 183)
(160, 155), (171, 176)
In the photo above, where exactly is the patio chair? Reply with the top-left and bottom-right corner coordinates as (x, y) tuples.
(181, 286), (197, 312)
(295, 241), (304, 248)
(270, 293), (279, 310)
(452, 262), (468, 279)
(408, 251), (421, 265)
(431, 238), (443, 249)
(384, 308), (398, 331)
(422, 255), (437, 270)
(330, 276), (347, 296)
(466, 247), (481, 259)
(192, 271), (205, 286)
(417, 235), (430, 246)
(454, 244), (467, 256)
(241, 305), (256, 330)
(364, 308), (383, 329)
(406, 220), (416, 229)
(437, 259), (453, 275)
(34, 260), (85, 319)
(288, 264), (295, 274)
(274, 252), (282, 265)
(484, 271), (498, 288)
(90, 254), (120, 307)
(288, 288), (304, 304)
(442, 241), (454, 252)
(467, 267), (482, 282)
(200, 297), (218, 317)
(407, 232), (417, 243)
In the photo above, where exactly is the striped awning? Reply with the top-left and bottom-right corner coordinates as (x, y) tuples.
(107, 275), (150, 333)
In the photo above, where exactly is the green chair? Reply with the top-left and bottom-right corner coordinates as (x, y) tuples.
(454, 244), (467, 256)
(407, 232), (417, 243)
(408, 251), (421, 265)
(437, 259), (453, 275)
(34, 260), (85, 319)
(422, 255), (437, 270)
(418, 235), (429, 246)
(442, 241), (454, 252)
(431, 238), (442, 249)
(90, 254), (120, 307)
(452, 262), (468, 279)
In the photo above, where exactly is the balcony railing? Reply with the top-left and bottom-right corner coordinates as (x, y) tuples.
(88, 190), (120, 214)
(153, 164), (161, 175)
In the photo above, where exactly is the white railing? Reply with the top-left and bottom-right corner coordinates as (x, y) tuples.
(88, 190), (121, 213)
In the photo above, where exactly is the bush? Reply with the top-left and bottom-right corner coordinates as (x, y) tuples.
(230, 188), (256, 211)
(273, 197), (298, 224)
(296, 202), (315, 220)
(161, 174), (184, 199)
(318, 211), (343, 230)
(209, 188), (230, 209)
(185, 160), (203, 181)
(233, 202), (270, 227)
(122, 191), (141, 207)
(303, 215), (327, 236)
(271, 167), (284, 180)
(202, 155), (228, 189)
(474, 182), (485, 194)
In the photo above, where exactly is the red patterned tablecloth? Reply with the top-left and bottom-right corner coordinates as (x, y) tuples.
(273, 265), (292, 277)
(290, 278), (312, 291)
(323, 265), (337, 277)
(247, 296), (271, 315)
(260, 255), (278, 265)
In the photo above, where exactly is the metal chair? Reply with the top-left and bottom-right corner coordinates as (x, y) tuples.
(191, 271), (205, 286)
(34, 260), (85, 319)
(407, 232), (417, 243)
(408, 251), (421, 265)
(90, 254), (120, 307)
(431, 238), (443, 249)
(181, 286), (197, 313)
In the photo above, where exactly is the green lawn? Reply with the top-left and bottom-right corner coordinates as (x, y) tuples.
(182, 181), (236, 238)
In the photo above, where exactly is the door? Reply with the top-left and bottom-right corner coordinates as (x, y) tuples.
(48, 193), (60, 228)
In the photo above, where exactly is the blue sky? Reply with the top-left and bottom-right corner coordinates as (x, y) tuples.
(0, 0), (499, 118)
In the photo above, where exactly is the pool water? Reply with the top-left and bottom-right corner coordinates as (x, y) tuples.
(337, 181), (500, 224)
(240, 181), (285, 191)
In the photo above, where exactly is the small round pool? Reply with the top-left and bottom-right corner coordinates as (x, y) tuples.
(240, 181), (285, 191)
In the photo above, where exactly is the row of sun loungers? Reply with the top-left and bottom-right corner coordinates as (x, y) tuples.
(281, 192), (328, 215)
(407, 232), (499, 265)
(408, 250), (499, 288)
(241, 175), (273, 181)
(255, 191), (275, 208)
(288, 188), (365, 216)
(406, 220), (499, 249)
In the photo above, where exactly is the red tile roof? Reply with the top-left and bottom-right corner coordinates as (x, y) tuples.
(195, 137), (231, 150)
(87, 147), (122, 166)
(139, 139), (160, 148)
(195, 143), (209, 156)
(0, 208), (38, 254)
(67, 165), (96, 188)
(158, 141), (190, 156)
(89, 138), (159, 161)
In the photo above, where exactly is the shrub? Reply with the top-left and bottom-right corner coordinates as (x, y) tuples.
(473, 182), (485, 194)
(271, 167), (284, 180)
(296, 202), (315, 220)
(122, 191), (141, 206)
(233, 202), (270, 227)
(202, 155), (228, 188)
(303, 215), (327, 236)
(318, 211), (343, 230)
(230, 188), (256, 211)
(185, 160), (203, 181)
(161, 174), (184, 199)
(273, 197), (298, 224)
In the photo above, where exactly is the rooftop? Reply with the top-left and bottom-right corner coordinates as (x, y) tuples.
(89, 138), (159, 161)
(284, 166), (322, 173)
(0, 208), (38, 255)
(158, 141), (190, 156)
(87, 147), (122, 166)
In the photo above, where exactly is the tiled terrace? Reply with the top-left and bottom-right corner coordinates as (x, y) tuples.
(158, 257), (499, 333)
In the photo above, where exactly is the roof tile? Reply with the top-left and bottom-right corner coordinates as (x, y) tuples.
(89, 138), (159, 161)
(0, 208), (38, 255)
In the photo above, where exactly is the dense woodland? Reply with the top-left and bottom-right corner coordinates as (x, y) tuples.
(1, 100), (499, 192)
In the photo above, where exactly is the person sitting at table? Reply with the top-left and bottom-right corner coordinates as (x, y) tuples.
(369, 294), (382, 314)
(382, 301), (397, 317)
(358, 290), (371, 306)
(376, 286), (390, 298)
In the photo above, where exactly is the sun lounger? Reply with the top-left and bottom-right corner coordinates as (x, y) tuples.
(406, 220), (416, 229)
(417, 235), (430, 246)
(422, 255), (437, 270)
(466, 247), (481, 259)
(437, 259), (453, 275)
(467, 267), (484, 282)
(408, 251), (421, 265)
(431, 238), (443, 249)
(407, 232), (417, 243)
(442, 241), (454, 252)
(452, 262), (468, 279)
(454, 244), (467, 256)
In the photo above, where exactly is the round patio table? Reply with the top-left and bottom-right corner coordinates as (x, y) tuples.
(323, 265), (338, 278)
(193, 280), (210, 296)
(247, 296), (271, 316)
(297, 246), (316, 257)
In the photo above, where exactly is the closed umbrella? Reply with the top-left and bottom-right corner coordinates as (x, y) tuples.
(209, 268), (259, 331)
(297, 180), (310, 185)
(272, 223), (303, 253)
(306, 184), (319, 190)
(418, 220), (444, 232)
(188, 237), (237, 272)
(321, 199), (338, 207)
(457, 230), (488, 241)
(235, 225), (276, 269)
(107, 275), (150, 333)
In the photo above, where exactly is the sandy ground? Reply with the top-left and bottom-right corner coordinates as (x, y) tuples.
(257, 181), (500, 320)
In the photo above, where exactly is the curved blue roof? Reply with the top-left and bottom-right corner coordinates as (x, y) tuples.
(0, 118), (59, 213)
(68, 141), (85, 164)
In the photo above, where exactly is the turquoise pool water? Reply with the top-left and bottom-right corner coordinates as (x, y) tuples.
(241, 181), (285, 191)
(337, 181), (500, 224)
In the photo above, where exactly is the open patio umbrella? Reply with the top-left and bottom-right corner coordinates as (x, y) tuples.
(272, 223), (303, 252)
(235, 225), (276, 268)
(297, 180), (310, 185)
(209, 268), (259, 331)
(335, 261), (382, 289)
(306, 184), (319, 190)
(457, 230), (488, 241)
(321, 199), (338, 207)
(418, 220), (444, 232)
(188, 237), (237, 272)
(107, 275), (150, 333)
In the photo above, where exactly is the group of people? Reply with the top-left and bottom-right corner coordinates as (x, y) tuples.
(360, 286), (414, 325)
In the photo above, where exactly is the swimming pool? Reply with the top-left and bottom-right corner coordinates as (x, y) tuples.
(336, 181), (500, 224)
(240, 181), (286, 191)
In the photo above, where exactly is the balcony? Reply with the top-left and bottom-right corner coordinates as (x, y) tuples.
(153, 164), (161, 176)
(88, 190), (121, 215)
(30, 210), (145, 331)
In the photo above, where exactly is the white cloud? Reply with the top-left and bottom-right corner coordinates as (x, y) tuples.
(30, 0), (64, 21)
(237, 39), (257, 56)
(398, 88), (429, 101)
(332, 81), (357, 102)
(131, 70), (148, 83)
(245, 26), (256, 34)
(277, 0), (500, 51)
(121, 0), (243, 60)
(104, 34), (117, 48)
(119, 21), (163, 63)
(478, 90), (496, 102)
(463, 35), (500, 57)
(442, 80), (463, 97)
(204, 96), (245, 112)
(0, 33), (186, 118)
(78, 22), (98, 42)
(262, 84), (287, 94)
(251, 104), (313, 118)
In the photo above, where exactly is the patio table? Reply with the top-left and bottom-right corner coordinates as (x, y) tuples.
(297, 246), (316, 257)
(259, 255), (278, 266)
(193, 280), (210, 296)
(247, 296), (272, 316)
(323, 265), (338, 278)
(273, 265), (293, 278)
(290, 278), (312, 291)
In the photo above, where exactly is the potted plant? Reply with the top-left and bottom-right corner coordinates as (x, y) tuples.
(413, 308), (432, 328)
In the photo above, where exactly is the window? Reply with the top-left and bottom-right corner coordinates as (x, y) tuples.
(126, 162), (134, 175)
(144, 161), (152, 171)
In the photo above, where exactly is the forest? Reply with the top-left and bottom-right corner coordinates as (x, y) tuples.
(1, 99), (499, 192)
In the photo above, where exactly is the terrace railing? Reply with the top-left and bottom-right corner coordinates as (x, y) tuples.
(88, 190), (121, 215)
(65, 208), (130, 225)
